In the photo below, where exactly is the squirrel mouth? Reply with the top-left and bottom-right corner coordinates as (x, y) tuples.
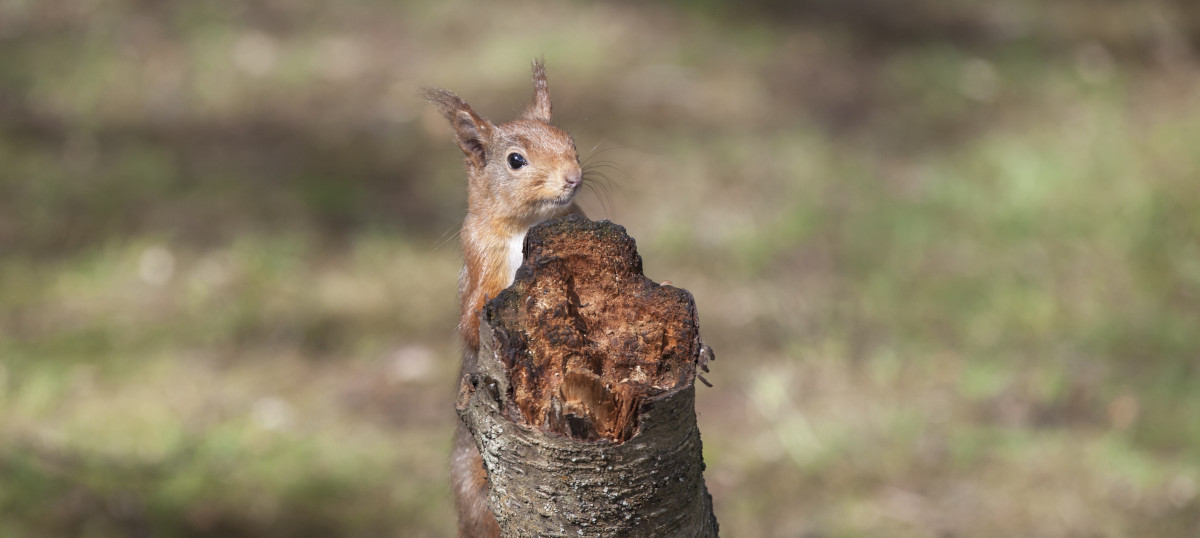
(551, 184), (580, 206)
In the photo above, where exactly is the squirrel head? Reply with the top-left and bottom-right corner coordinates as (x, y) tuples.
(424, 61), (583, 228)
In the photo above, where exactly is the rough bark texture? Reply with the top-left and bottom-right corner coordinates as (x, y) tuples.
(456, 215), (718, 537)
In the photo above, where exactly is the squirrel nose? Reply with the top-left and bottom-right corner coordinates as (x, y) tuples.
(565, 169), (582, 188)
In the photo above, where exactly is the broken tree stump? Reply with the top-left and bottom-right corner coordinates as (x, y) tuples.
(455, 215), (718, 537)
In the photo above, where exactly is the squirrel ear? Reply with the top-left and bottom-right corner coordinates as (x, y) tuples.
(422, 87), (494, 168)
(521, 59), (552, 123)
(450, 108), (493, 169)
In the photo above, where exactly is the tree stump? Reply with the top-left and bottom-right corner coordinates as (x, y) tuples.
(455, 215), (718, 537)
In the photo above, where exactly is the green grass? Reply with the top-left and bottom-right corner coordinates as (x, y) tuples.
(1, 1), (1199, 536)
(0, 237), (460, 537)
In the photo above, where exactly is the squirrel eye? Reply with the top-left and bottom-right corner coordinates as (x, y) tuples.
(507, 152), (528, 170)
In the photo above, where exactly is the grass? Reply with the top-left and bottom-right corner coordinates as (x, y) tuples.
(0, 236), (460, 537)
(1, 0), (1199, 536)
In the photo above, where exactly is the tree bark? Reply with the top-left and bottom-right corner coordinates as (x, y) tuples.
(455, 215), (718, 537)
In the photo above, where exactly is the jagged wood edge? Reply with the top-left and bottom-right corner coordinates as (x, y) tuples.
(454, 216), (718, 537)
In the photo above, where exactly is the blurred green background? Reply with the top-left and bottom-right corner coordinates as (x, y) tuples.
(2, 1), (1199, 536)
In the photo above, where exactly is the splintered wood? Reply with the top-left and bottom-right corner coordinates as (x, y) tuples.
(457, 215), (719, 536)
(482, 215), (700, 442)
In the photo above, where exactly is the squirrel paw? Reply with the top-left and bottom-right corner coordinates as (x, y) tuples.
(697, 342), (716, 387)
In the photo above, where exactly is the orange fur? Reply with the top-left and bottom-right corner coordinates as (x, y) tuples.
(424, 60), (585, 538)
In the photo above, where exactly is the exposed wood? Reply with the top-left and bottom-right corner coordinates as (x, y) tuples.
(456, 215), (718, 537)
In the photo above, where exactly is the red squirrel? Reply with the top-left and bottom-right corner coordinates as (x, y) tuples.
(424, 61), (584, 538)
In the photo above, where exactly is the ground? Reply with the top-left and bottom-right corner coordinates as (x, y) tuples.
(1, 1), (1199, 536)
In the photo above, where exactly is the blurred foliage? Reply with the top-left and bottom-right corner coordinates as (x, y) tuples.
(1, 0), (1199, 536)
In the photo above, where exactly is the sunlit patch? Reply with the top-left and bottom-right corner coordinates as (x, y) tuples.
(387, 344), (436, 383)
(138, 246), (175, 286)
(231, 31), (279, 77)
(251, 396), (294, 432)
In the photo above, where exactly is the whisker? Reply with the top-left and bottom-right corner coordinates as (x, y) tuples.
(584, 163), (631, 175)
(585, 137), (609, 159)
(432, 225), (462, 252)
(581, 170), (619, 217)
(580, 181), (615, 217)
(577, 138), (635, 218)
(582, 157), (634, 180)
(582, 166), (628, 196)
(582, 138), (631, 165)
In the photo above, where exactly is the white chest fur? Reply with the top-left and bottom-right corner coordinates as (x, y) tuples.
(503, 230), (528, 287)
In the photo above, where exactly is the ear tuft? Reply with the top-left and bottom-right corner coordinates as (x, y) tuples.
(521, 59), (553, 123)
(421, 86), (493, 168)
